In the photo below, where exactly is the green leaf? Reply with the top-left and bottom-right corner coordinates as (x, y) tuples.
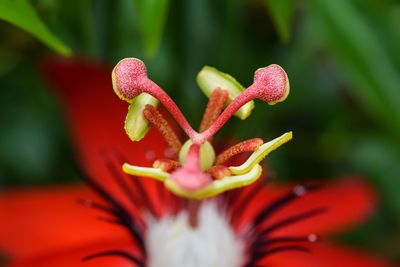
(132, 0), (169, 57)
(349, 137), (400, 220)
(263, 0), (295, 43)
(309, 0), (400, 138)
(0, 0), (71, 55)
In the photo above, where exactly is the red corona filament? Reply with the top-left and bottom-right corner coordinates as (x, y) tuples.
(215, 138), (264, 165)
(143, 104), (182, 156)
(199, 88), (229, 133)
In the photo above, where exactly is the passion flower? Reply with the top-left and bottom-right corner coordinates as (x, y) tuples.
(112, 58), (291, 199)
(0, 58), (389, 267)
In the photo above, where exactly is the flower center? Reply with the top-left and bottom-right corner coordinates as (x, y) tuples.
(179, 140), (215, 171)
(114, 57), (292, 200)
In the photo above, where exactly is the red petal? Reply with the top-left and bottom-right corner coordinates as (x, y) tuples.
(235, 178), (377, 236)
(42, 57), (167, 168)
(263, 243), (391, 267)
(42, 58), (168, 209)
(6, 239), (140, 267)
(0, 186), (130, 259)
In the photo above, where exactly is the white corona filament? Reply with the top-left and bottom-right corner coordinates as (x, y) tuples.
(145, 202), (245, 267)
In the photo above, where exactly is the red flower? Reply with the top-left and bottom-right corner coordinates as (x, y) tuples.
(0, 58), (391, 267)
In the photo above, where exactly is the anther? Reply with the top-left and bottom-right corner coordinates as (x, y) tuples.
(215, 138), (264, 165)
(143, 104), (182, 156)
(199, 88), (229, 133)
(153, 159), (181, 172)
(196, 66), (255, 120)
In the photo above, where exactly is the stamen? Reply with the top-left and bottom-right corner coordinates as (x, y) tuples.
(113, 59), (289, 144)
(143, 104), (182, 156)
(153, 159), (181, 172)
(199, 88), (229, 133)
(207, 165), (232, 179)
(196, 66), (255, 120)
(215, 138), (263, 165)
(199, 91), (254, 142)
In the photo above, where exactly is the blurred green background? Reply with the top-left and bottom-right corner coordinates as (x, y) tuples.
(0, 0), (399, 263)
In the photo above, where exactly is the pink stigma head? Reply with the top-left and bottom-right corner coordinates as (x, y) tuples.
(252, 64), (290, 105)
(112, 58), (148, 102)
